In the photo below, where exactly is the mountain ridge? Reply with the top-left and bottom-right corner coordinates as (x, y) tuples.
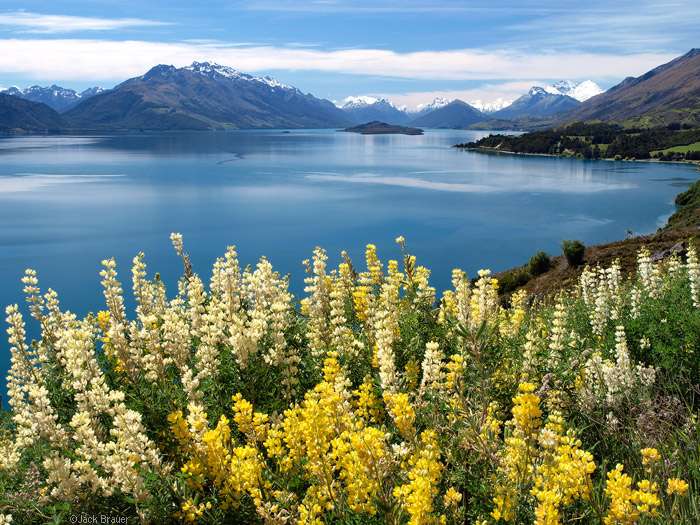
(564, 49), (700, 126)
(64, 62), (351, 130)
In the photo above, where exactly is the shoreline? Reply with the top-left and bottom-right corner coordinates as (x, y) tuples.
(457, 145), (700, 167)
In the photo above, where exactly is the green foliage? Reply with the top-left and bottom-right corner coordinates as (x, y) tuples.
(527, 251), (551, 276)
(497, 266), (530, 295)
(562, 239), (585, 267)
(458, 122), (700, 161)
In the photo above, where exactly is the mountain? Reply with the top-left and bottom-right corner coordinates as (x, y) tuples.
(543, 80), (603, 102)
(0, 93), (67, 132)
(491, 87), (581, 120)
(340, 96), (410, 124)
(410, 97), (452, 118)
(469, 98), (513, 113)
(1, 85), (104, 112)
(565, 49), (700, 126)
(65, 62), (351, 130)
(409, 100), (485, 128)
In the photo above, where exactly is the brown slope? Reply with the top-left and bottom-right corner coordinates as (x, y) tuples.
(565, 49), (700, 126)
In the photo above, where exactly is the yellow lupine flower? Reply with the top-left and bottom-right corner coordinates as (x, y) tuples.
(393, 430), (444, 525)
(443, 486), (462, 507)
(666, 478), (689, 496)
(640, 447), (660, 467)
(384, 392), (415, 439)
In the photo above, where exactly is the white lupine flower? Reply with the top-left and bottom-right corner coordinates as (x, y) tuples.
(637, 248), (662, 298)
(580, 325), (655, 411)
(170, 232), (184, 256)
(420, 341), (444, 394)
(547, 298), (567, 368)
(302, 247), (332, 355)
(373, 262), (403, 392)
(687, 244), (700, 308)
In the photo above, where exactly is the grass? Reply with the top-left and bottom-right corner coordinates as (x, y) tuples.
(652, 141), (700, 155)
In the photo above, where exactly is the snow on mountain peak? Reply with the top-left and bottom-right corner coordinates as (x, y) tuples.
(415, 97), (452, 112)
(542, 80), (603, 101)
(185, 62), (295, 91)
(468, 97), (513, 113)
(340, 95), (398, 109)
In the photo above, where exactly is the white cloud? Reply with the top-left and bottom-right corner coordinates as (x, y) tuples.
(0, 11), (169, 33)
(0, 38), (674, 84)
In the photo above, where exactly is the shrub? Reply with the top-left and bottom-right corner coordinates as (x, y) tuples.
(498, 266), (530, 295)
(562, 239), (585, 267)
(528, 251), (551, 276)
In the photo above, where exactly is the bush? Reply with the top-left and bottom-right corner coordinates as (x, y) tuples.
(562, 239), (585, 267)
(528, 251), (551, 276)
(498, 266), (531, 295)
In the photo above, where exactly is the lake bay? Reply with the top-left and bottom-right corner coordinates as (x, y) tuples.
(0, 128), (697, 377)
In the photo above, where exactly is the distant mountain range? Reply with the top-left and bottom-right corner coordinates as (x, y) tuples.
(0, 51), (698, 132)
(563, 48), (700, 127)
(0, 93), (66, 132)
(1, 84), (104, 112)
(64, 62), (351, 130)
(409, 100), (485, 128)
(340, 96), (410, 124)
(335, 79), (602, 128)
(491, 87), (581, 120)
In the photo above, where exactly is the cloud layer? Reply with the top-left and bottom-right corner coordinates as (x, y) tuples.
(0, 38), (674, 83)
(0, 11), (169, 33)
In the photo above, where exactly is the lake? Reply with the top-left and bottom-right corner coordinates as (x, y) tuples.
(0, 128), (698, 381)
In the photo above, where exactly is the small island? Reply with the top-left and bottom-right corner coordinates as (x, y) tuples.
(343, 120), (424, 135)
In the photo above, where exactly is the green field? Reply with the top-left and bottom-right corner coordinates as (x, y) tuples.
(653, 140), (700, 155)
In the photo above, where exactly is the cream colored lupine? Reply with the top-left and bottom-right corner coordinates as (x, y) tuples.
(302, 247), (332, 356)
(327, 262), (358, 359)
(0, 513), (11, 524)
(99, 258), (132, 374)
(373, 259), (403, 392)
(500, 289), (527, 338)
(412, 264), (436, 305)
(629, 285), (642, 319)
(229, 257), (293, 369)
(637, 248), (662, 299)
(419, 341), (444, 395)
(470, 269), (499, 329)
(580, 325), (656, 410)
(666, 253), (683, 279)
(687, 243), (700, 308)
(547, 297), (567, 369)
(3, 305), (67, 456)
(170, 232), (184, 256)
(579, 265), (597, 308)
(52, 319), (162, 500)
(582, 262), (623, 336)
(129, 254), (170, 382)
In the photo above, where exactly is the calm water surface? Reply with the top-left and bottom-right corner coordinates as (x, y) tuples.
(0, 129), (698, 380)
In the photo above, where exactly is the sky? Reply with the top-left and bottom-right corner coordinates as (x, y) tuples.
(0, 0), (697, 108)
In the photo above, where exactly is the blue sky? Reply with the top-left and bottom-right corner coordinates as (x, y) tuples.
(0, 1), (697, 107)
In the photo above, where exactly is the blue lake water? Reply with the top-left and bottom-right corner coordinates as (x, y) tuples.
(0, 128), (698, 383)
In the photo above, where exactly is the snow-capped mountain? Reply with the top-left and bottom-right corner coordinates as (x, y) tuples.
(1, 84), (105, 112)
(492, 86), (581, 120)
(339, 95), (410, 124)
(412, 97), (452, 115)
(468, 97), (513, 113)
(543, 80), (603, 102)
(409, 100), (485, 128)
(183, 61), (298, 92)
(66, 61), (351, 130)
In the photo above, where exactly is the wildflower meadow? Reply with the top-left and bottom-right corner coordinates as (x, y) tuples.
(0, 234), (698, 524)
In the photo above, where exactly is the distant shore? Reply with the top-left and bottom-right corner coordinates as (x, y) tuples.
(458, 145), (700, 167)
